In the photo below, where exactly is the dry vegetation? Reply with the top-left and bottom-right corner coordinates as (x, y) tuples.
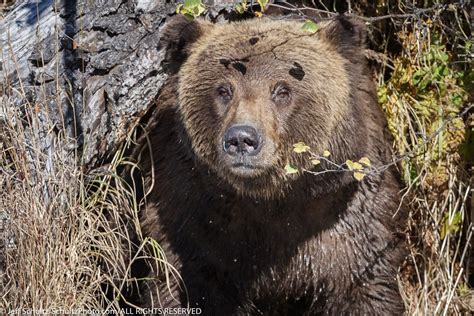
(0, 89), (175, 313)
(371, 3), (473, 313)
(0, 101), (146, 311)
(0, 0), (473, 314)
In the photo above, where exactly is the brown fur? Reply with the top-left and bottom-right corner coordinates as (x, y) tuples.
(131, 15), (407, 315)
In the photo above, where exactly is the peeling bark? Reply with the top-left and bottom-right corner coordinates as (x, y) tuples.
(1, 0), (180, 167)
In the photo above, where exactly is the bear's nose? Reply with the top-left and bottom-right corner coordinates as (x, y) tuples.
(223, 125), (261, 156)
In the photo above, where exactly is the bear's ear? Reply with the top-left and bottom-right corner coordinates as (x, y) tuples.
(318, 15), (366, 59)
(161, 15), (211, 73)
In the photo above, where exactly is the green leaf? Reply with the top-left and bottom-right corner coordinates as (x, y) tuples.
(235, 4), (245, 14)
(451, 94), (463, 107)
(419, 76), (431, 91)
(323, 150), (331, 157)
(441, 211), (463, 239)
(183, 13), (195, 20)
(302, 20), (319, 33)
(438, 51), (449, 63)
(177, 0), (205, 18)
(284, 164), (298, 174)
(235, 1), (247, 14)
(257, 0), (268, 11)
(311, 159), (321, 165)
(412, 69), (426, 86)
(184, 0), (202, 8)
(293, 142), (310, 153)
(193, 5), (205, 16)
(440, 65), (449, 76)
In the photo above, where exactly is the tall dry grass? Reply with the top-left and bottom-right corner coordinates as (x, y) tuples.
(0, 92), (150, 312)
(0, 92), (181, 313)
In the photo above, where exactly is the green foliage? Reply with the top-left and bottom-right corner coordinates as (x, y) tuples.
(440, 211), (463, 240)
(378, 36), (469, 184)
(257, 0), (268, 12)
(284, 163), (298, 174)
(410, 43), (464, 112)
(301, 20), (319, 33)
(458, 282), (471, 296)
(377, 15), (472, 312)
(176, 0), (205, 19)
(234, 1), (247, 14)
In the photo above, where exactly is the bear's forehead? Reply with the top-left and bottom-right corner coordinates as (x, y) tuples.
(203, 22), (319, 56)
(190, 22), (341, 82)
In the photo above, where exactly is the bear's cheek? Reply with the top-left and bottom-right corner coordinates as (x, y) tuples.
(179, 96), (223, 164)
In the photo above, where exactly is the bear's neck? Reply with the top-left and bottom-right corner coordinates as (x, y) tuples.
(177, 156), (362, 231)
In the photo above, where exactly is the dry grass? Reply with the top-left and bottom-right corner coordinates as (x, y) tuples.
(0, 93), (183, 313)
(0, 93), (152, 312)
(377, 5), (473, 313)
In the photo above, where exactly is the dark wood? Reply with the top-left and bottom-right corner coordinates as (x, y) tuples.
(1, 0), (231, 167)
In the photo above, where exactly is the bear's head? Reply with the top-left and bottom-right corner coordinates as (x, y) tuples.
(162, 15), (376, 199)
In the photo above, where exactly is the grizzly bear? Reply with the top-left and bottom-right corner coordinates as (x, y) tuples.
(132, 14), (407, 315)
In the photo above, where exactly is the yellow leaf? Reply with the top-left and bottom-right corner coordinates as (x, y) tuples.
(293, 142), (310, 153)
(353, 172), (365, 181)
(346, 160), (363, 171)
(254, 11), (263, 17)
(311, 159), (321, 165)
(346, 160), (354, 170)
(284, 164), (298, 174)
(359, 157), (371, 167)
(323, 150), (331, 157)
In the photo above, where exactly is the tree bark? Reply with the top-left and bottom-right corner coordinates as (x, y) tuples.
(1, 0), (206, 167)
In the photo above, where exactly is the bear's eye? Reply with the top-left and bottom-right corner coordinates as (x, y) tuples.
(217, 86), (233, 102)
(272, 84), (291, 104)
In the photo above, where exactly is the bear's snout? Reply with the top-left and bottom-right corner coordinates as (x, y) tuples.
(223, 125), (262, 156)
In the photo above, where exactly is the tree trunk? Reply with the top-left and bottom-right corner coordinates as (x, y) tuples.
(0, 0), (238, 168)
(0, 0), (241, 288)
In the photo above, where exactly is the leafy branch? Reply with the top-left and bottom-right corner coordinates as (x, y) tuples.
(285, 104), (472, 181)
(285, 143), (373, 181)
(176, 0), (206, 19)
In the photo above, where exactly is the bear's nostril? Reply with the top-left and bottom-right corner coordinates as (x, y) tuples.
(243, 138), (256, 147)
(223, 125), (261, 156)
